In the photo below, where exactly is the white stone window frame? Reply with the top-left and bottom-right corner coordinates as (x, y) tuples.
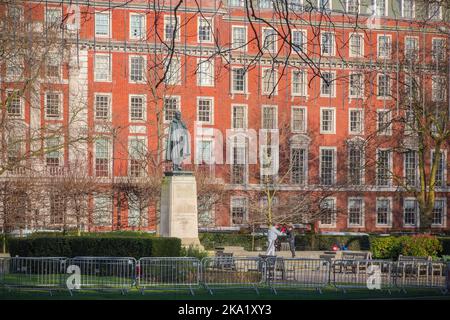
(431, 149), (447, 188)
(129, 12), (147, 40)
(403, 197), (419, 228)
(261, 67), (278, 96)
(129, 94), (147, 122)
(348, 108), (364, 135)
(231, 66), (248, 95)
(317, 0), (332, 11)
(320, 107), (336, 134)
(348, 72), (364, 99)
(290, 142), (309, 185)
(129, 55), (147, 84)
(372, 0), (388, 17)
(376, 109), (392, 136)
(377, 73), (392, 100)
(196, 96), (214, 125)
(431, 75), (446, 102)
(291, 69), (307, 97)
(231, 25), (248, 52)
(347, 197), (365, 228)
(401, 0), (415, 19)
(376, 148), (393, 187)
(196, 137), (215, 165)
(349, 32), (364, 58)
(164, 15), (181, 42)
(94, 11), (111, 38)
(93, 194), (113, 226)
(404, 36), (419, 62)
(377, 34), (392, 60)
(93, 137), (112, 178)
(5, 89), (24, 120)
(197, 58), (215, 87)
(319, 146), (337, 185)
(261, 104), (278, 130)
(320, 71), (336, 98)
(291, 106), (307, 133)
(45, 135), (64, 168)
(44, 91), (63, 121)
(318, 197), (337, 228)
(164, 55), (182, 86)
(346, 0), (360, 14)
(375, 197), (393, 228)
(262, 27), (278, 54)
(320, 32), (335, 57)
(291, 29), (307, 54)
(94, 53), (112, 83)
(197, 16), (214, 44)
(403, 150), (418, 187)
(94, 92), (112, 121)
(432, 198), (447, 227)
(128, 136), (148, 176)
(163, 95), (181, 123)
(230, 196), (248, 226)
(45, 7), (63, 26)
(231, 104), (248, 129)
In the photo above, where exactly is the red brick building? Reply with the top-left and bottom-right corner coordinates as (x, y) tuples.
(1, 0), (449, 234)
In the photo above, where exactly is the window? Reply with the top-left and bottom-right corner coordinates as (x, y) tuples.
(198, 17), (213, 43)
(93, 195), (112, 226)
(231, 141), (247, 184)
(405, 75), (418, 100)
(402, 0), (414, 18)
(292, 106), (307, 133)
(377, 110), (392, 135)
(349, 73), (364, 98)
(197, 97), (213, 124)
(232, 105), (247, 129)
(291, 147), (307, 185)
(259, 0), (273, 9)
(432, 151), (445, 187)
(348, 142), (364, 185)
(374, 0), (387, 16)
(130, 13), (145, 39)
(292, 30), (306, 53)
(232, 26), (247, 51)
(405, 37), (418, 62)
(405, 109), (416, 135)
(164, 15), (180, 41)
(262, 105), (277, 129)
(95, 94), (111, 120)
(346, 0), (359, 13)
(197, 59), (214, 86)
(164, 96), (180, 122)
(432, 76), (446, 102)
(320, 108), (335, 134)
(45, 92), (62, 119)
(292, 70), (307, 96)
(349, 109), (364, 134)
(289, 0), (304, 11)
(164, 56), (181, 85)
(318, 0), (331, 11)
(403, 199), (417, 226)
(129, 138), (147, 177)
(321, 32), (335, 56)
(129, 56), (145, 83)
(376, 198), (391, 226)
(432, 199), (446, 226)
(428, 2), (442, 20)
(229, 0), (245, 7)
(262, 68), (277, 95)
(46, 137), (61, 169)
(8, 6), (23, 21)
(376, 149), (391, 186)
(320, 198), (336, 226)
(128, 206), (141, 227)
(50, 194), (65, 224)
(95, 12), (110, 37)
(378, 35), (391, 59)
(231, 197), (248, 225)
(46, 53), (61, 79)
(348, 198), (364, 226)
(349, 33), (363, 57)
(46, 8), (62, 27)
(321, 72), (335, 97)
(6, 91), (23, 118)
(196, 140), (213, 165)
(262, 28), (277, 53)
(404, 150), (417, 187)
(377, 74), (390, 98)
(6, 56), (23, 79)
(231, 67), (246, 93)
(129, 95), (146, 121)
(320, 148), (336, 185)
(432, 38), (446, 63)
(94, 54), (111, 82)
(95, 138), (110, 177)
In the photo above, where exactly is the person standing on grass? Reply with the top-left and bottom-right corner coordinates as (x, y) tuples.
(266, 224), (284, 256)
(286, 225), (296, 258)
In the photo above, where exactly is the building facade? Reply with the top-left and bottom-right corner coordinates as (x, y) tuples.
(0, 0), (449, 233)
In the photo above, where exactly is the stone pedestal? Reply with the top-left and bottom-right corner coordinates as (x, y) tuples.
(160, 172), (202, 248)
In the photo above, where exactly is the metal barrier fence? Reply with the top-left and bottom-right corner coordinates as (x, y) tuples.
(0, 256), (448, 295)
(201, 257), (264, 295)
(265, 258), (330, 294)
(331, 259), (395, 292)
(138, 257), (201, 295)
(67, 257), (137, 295)
(393, 261), (448, 293)
(0, 257), (67, 294)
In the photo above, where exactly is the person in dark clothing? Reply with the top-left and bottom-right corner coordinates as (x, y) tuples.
(286, 225), (296, 258)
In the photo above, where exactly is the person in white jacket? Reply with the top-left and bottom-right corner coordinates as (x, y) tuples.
(266, 224), (284, 256)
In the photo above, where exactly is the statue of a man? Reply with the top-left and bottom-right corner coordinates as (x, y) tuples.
(165, 110), (191, 171)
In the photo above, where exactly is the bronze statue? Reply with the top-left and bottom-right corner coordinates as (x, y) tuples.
(165, 110), (190, 171)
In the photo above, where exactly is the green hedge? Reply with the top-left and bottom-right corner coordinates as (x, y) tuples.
(371, 235), (443, 259)
(199, 233), (267, 251)
(29, 231), (155, 238)
(294, 235), (370, 251)
(8, 236), (181, 258)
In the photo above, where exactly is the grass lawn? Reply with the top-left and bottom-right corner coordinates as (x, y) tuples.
(0, 286), (449, 300)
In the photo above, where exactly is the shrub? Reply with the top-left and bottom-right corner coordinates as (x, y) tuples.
(439, 237), (450, 255)
(295, 234), (370, 251)
(371, 237), (401, 259)
(180, 245), (209, 260)
(8, 236), (181, 258)
(398, 235), (442, 258)
(199, 233), (266, 251)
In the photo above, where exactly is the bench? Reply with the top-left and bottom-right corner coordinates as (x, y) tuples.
(395, 255), (443, 278)
(213, 252), (235, 270)
(333, 251), (372, 274)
